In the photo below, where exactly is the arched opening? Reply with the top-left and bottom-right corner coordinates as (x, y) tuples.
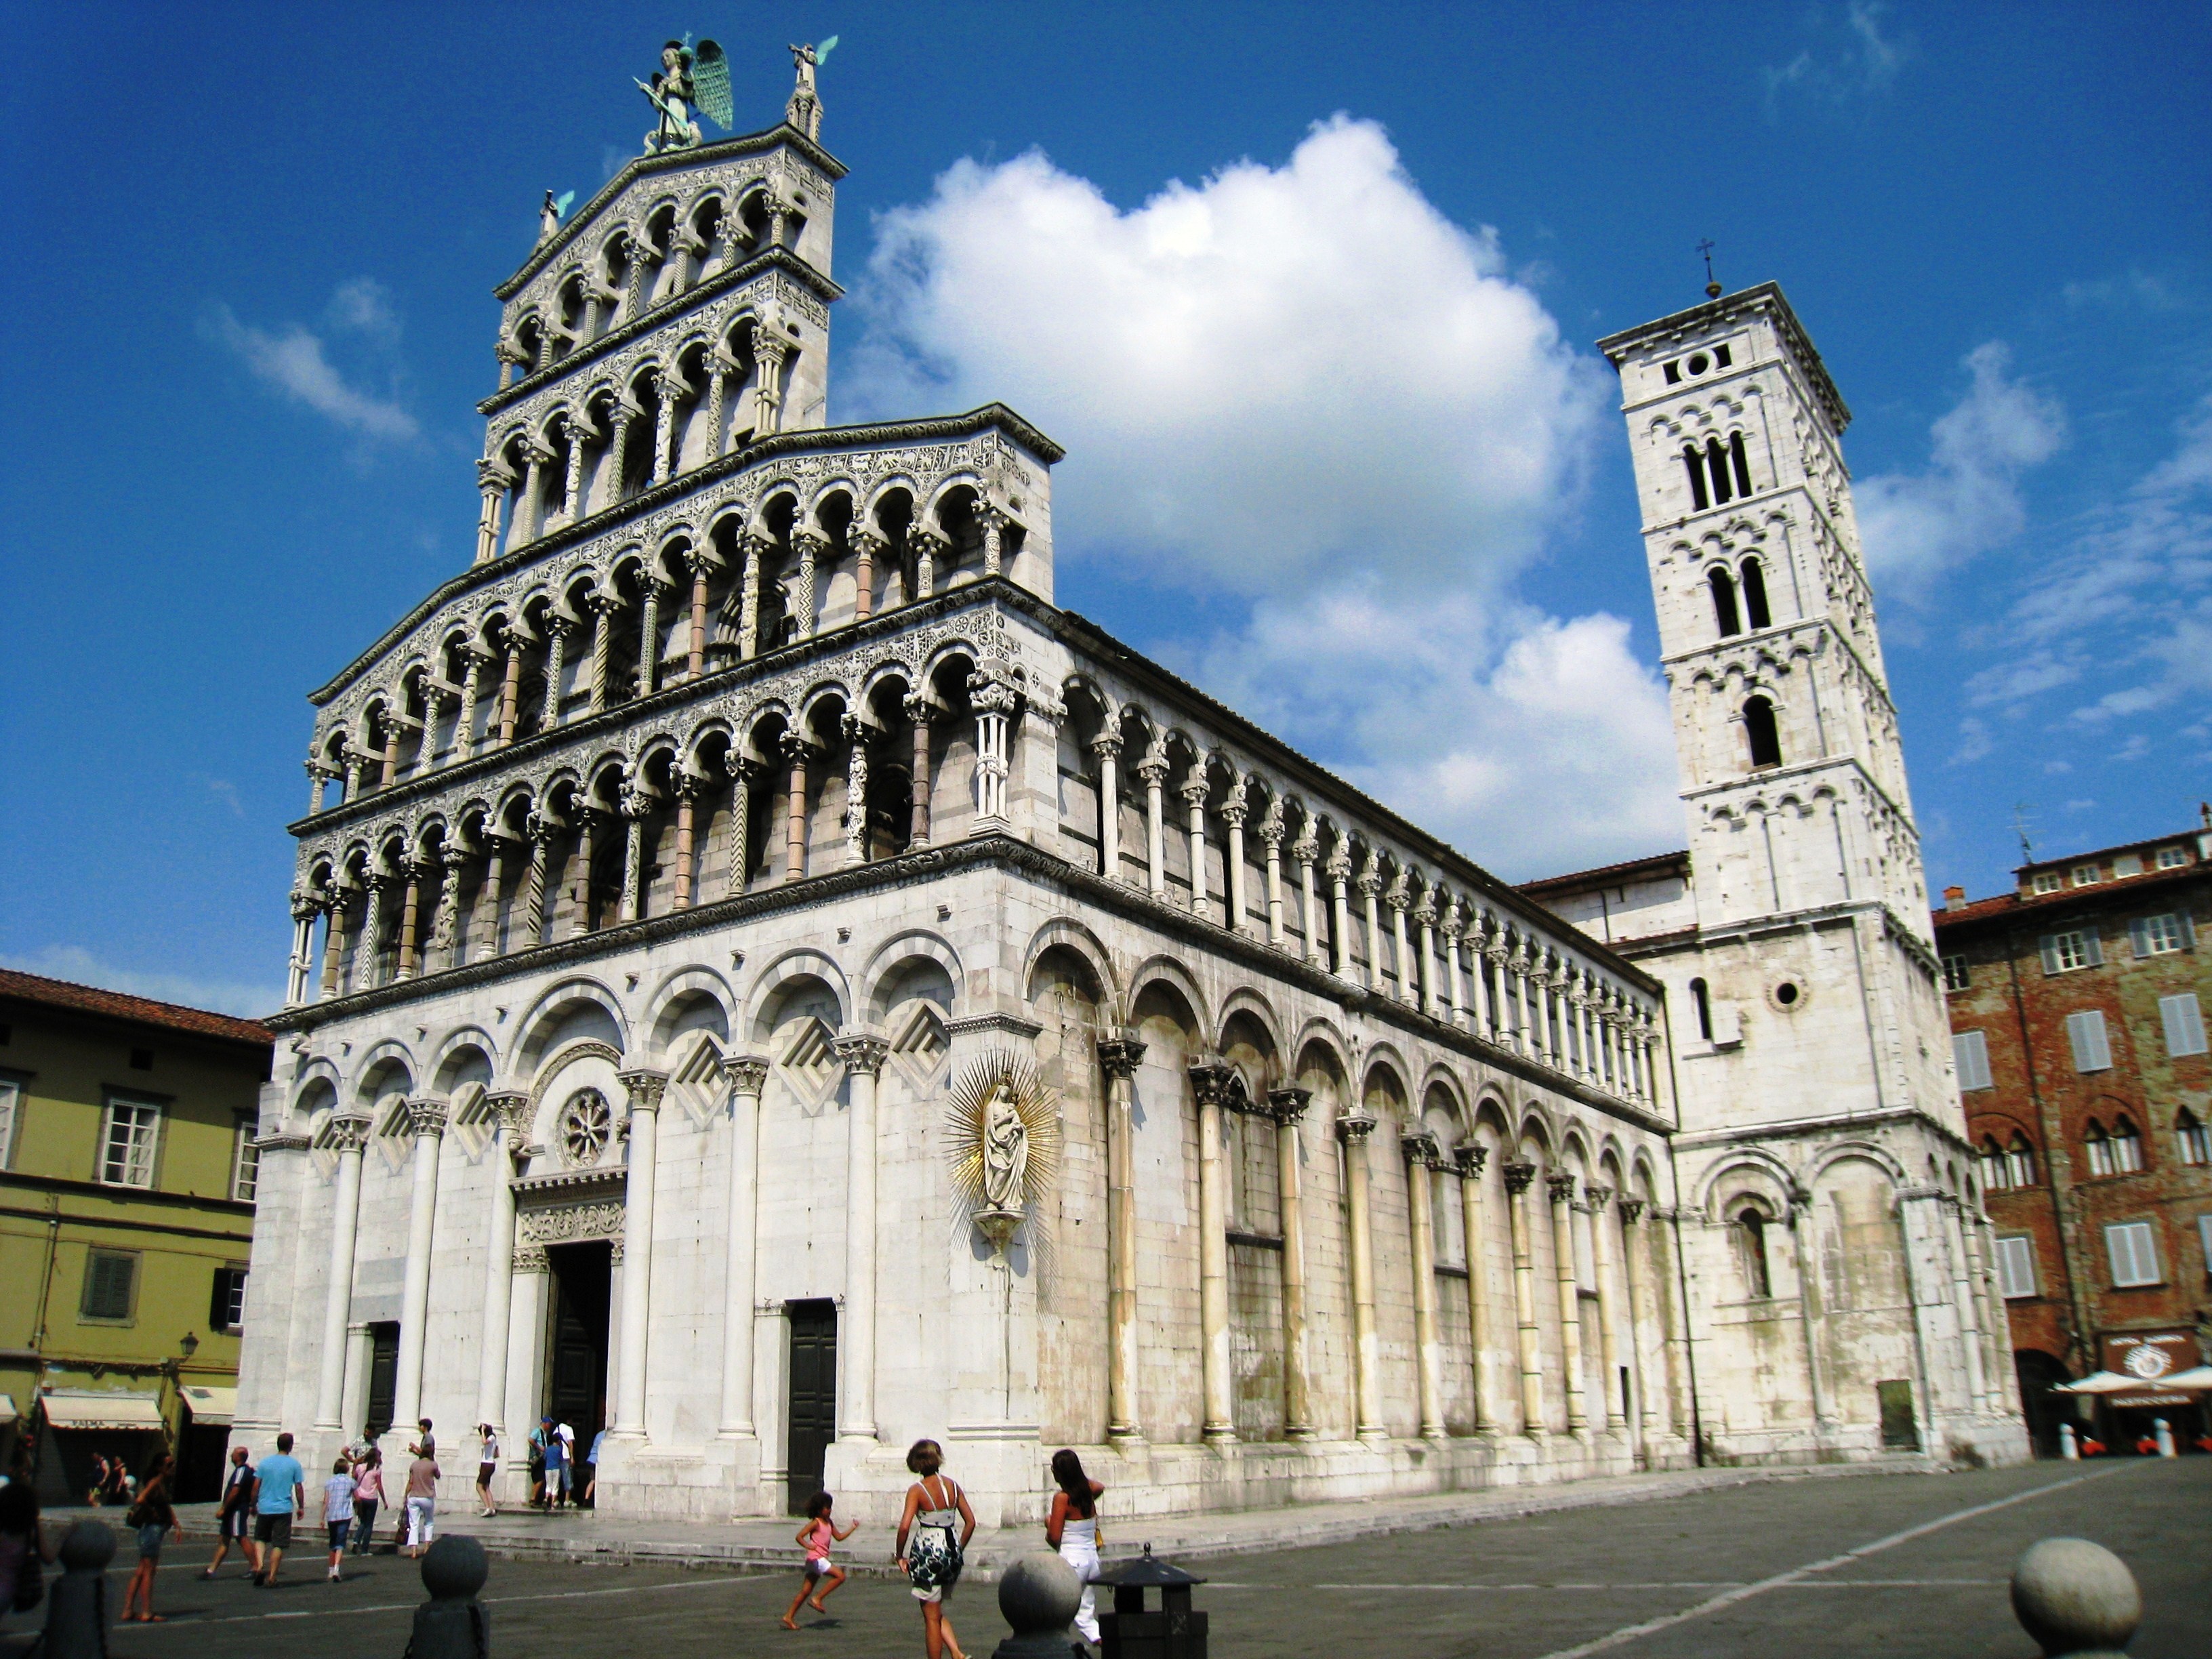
(1681, 445), (1709, 512)
(1740, 558), (1771, 630)
(1728, 431), (1753, 497)
(1708, 567), (1742, 638)
(1689, 977), (1713, 1042)
(2178, 1107), (2211, 1166)
(2007, 1133), (2037, 1187)
(1743, 695), (1782, 769)
(1705, 437), (1736, 506)
(1734, 1204), (1772, 1299)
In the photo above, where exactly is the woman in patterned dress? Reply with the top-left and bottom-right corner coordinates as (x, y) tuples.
(894, 1439), (975, 1659)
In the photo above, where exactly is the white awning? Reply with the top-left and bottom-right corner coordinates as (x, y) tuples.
(2152, 1365), (2212, 1390)
(0, 1395), (16, 1425)
(2054, 1370), (2142, 1395)
(179, 1386), (237, 1425)
(39, 1391), (165, 1430)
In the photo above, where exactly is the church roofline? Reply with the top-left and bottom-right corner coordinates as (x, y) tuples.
(1518, 849), (1691, 899)
(304, 403), (1064, 707)
(495, 122), (848, 300)
(1595, 281), (1851, 436)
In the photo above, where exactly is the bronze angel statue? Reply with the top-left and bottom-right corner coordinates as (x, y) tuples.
(638, 37), (732, 155)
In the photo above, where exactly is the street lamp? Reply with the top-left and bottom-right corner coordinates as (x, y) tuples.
(179, 1331), (199, 1360)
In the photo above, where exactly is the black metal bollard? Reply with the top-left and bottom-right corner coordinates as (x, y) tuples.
(403, 1534), (492, 1659)
(2012, 1538), (2139, 1658)
(1094, 1544), (1207, 1659)
(39, 1519), (117, 1659)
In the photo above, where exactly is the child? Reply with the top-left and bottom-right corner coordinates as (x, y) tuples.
(780, 1491), (857, 1629)
(323, 1458), (356, 1582)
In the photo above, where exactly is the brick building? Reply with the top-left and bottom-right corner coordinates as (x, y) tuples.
(1933, 808), (2212, 1451)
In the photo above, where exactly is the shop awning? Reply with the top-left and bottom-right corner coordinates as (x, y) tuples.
(2151, 1366), (2212, 1390)
(39, 1391), (165, 1430)
(2054, 1371), (2143, 1395)
(0, 1395), (16, 1425)
(179, 1386), (237, 1425)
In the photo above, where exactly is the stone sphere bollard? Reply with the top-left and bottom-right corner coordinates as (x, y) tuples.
(407, 1534), (493, 1659)
(2012, 1538), (2140, 1658)
(41, 1520), (119, 1659)
(992, 1551), (1084, 1658)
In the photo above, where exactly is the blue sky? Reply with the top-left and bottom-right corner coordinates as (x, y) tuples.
(3, 3), (2207, 1015)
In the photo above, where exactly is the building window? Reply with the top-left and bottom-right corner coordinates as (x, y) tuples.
(2156, 846), (2188, 869)
(1708, 567), (1742, 637)
(1740, 558), (1772, 628)
(1995, 1235), (2039, 1298)
(229, 1115), (261, 1202)
(2064, 1010), (2112, 1073)
(2105, 1219), (2160, 1288)
(2071, 864), (2101, 887)
(0, 1077), (18, 1168)
(79, 1248), (138, 1322)
(1954, 1030), (1993, 1091)
(1743, 696), (1782, 769)
(2083, 1118), (2143, 1177)
(2160, 993), (2207, 1058)
(2177, 1109), (2211, 1166)
(1729, 432), (1754, 498)
(98, 1099), (162, 1189)
(2031, 872), (2064, 895)
(1690, 977), (1713, 1041)
(209, 1265), (248, 1335)
(1984, 1132), (2036, 1189)
(1942, 954), (1971, 991)
(1681, 447), (1711, 512)
(2007, 1134), (2036, 1187)
(2040, 929), (2101, 974)
(1978, 1135), (2011, 1188)
(2131, 913), (2190, 957)
(1735, 1206), (1773, 1299)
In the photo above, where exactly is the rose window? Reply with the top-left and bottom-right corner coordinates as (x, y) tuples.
(558, 1090), (613, 1167)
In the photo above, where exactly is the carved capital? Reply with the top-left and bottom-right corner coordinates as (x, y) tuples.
(484, 1090), (533, 1140)
(1453, 1142), (1489, 1179)
(1186, 1059), (1235, 1107)
(1585, 1183), (1614, 1207)
(724, 1055), (771, 1099)
(512, 1244), (550, 1274)
(618, 1067), (669, 1115)
(1618, 1196), (1647, 1223)
(1545, 1171), (1577, 1206)
(1266, 1085), (1311, 1125)
(1502, 1160), (1538, 1197)
(832, 1032), (888, 1077)
(403, 1097), (449, 1139)
(1335, 1109), (1378, 1145)
(1095, 1034), (1147, 1080)
(1089, 731), (1123, 762)
(1399, 1127), (1442, 1169)
(324, 1113), (373, 1155)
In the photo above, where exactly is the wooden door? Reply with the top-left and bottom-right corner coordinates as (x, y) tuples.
(785, 1300), (838, 1514)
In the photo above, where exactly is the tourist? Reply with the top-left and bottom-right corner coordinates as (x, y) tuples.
(410, 1418), (436, 1460)
(895, 1439), (975, 1659)
(350, 1447), (384, 1555)
(404, 1444), (441, 1557)
(84, 1454), (108, 1508)
(202, 1445), (260, 1579)
(253, 1431), (307, 1586)
(0, 1477), (50, 1625)
(781, 1491), (857, 1629)
(323, 1457), (357, 1581)
(528, 1418), (550, 1508)
(554, 1417), (577, 1506)
(1044, 1448), (1105, 1648)
(583, 1422), (607, 1507)
(540, 1415), (569, 1509)
(476, 1424), (500, 1517)
(121, 1452), (180, 1621)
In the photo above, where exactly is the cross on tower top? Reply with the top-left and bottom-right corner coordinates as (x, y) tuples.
(1698, 239), (1721, 299)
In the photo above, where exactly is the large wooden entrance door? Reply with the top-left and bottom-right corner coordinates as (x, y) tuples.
(547, 1242), (613, 1486)
(365, 1322), (400, 1438)
(785, 1300), (838, 1514)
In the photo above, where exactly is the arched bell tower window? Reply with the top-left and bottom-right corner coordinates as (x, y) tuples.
(1729, 432), (1753, 497)
(1682, 446), (1710, 512)
(1689, 977), (1713, 1040)
(1740, 558), (1771, 630)
(1734, 1205), (1773, 1298)
(1744, 695), (1782, 769)
(1708, 567), (1742, 637)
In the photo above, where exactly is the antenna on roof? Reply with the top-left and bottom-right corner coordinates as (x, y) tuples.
(1698, 239), (1721, 300)
(2012, 801), (2037, 861)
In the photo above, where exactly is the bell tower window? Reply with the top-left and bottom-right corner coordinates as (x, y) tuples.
(1705, 438), (1735, 506)
(1740, 559), (1771, 629)
(1744, 696), (1782, 769)
(1682, 447), (1709, 512)
(1708, 567), (1742, 637)
(1729, 432), (1753, 497)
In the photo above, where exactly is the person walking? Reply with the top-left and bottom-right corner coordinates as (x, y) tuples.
(1044, 1449), (1105, 1649)
(554, 1417), (576, 1508)
(202, 1445), (260, 1579)
(475, 1425), (500, 1517)
(349, 1447), (384, 1555)
(403, 1446), (441, 1557)
(322, 1458), (357, 1582)
(539, 1416), (569, 1509)
(583, 1424), (607, 1507)
(252, 1432), (307, 1587)
(120, 1452), (180, 1622)
(894, 1440), (975, 1659)
(781, 1492), (858, 1629)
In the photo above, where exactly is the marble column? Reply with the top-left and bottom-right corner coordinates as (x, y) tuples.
(1942, 1196), (1990, 1408)
(1181, 776), (1210, 919)
(1294, 835), (1321, 965)
(1454, 1144), (1494, 1433)
(525, 813), (556, 947)
(312, 1114), (372, 1430)
(737, 534), (764, 661)
(907, 525), (945, 600)
(791, 530), (824, 638)
(391, 1097), (449, 1435)
(285, 890), (318, 1007)
(1586, 1185), (1626, 1432)
(1189, 1061), (1236, 1441)
(612, 1069), (666, 1438)
(542, 617), (572, 728)
(637, 581), (665, 697)
(1099, 1036), (1146, 1441)
(352, 875), (386, 994)
(719, 1057), (770, 1438)
(1261, 809), (1286, 945)
(1503, 1160), (1547, 1436)
(683, 549), (714, 680)
(1136, 749), (1168, 897)
(1269, 1088), (1315, 1437)
(906, 697), (935, 847)
(833, 1035), (887, 1441)
(394, 859), (426, 980)
(1357, 858), (1384, 992)
(474, 1093), (531, 1438)
(1090, 734), (1121, 879)
(1338, 1110), (1384, 1439)
(1793, 1195), (1835, 1431)
(1387, 881), (1411, 1003)
(317, 889), (349, 1000)
(1619, 1198), (1660, 1441)
(781, 733), (811, 882)
(1414, 896), (1438, 1017)
(617, 783), (648, 923)
(1401, 1130), (1446, 1439)
(497, 637), (523, 746)
(671, 773), (699, 911)
(1328, 849), (1353, 978)
(1223, 792), (1250, 934)
(852, 527), (884, 619)
(726, 760), (756, 895)
(972, 679), (1016, 825)
(842, 715), (869, 865)
(1547, 1173), (1589, 1435)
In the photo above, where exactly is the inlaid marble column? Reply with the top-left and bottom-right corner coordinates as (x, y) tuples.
(1189, 1061), (1236, 1442)
(1269, 1087), (1315, 1437)
(1357, 856), (1384, 992)
(726, 760), (756, 894)
(1338, 1109), (1384, 1439)
(352, 876), (387, 993)
(636, 580), (668, 697)
(841, 715), (869, 865)
(737, 533), (766, 661)
(975, 501), (1008, 577)
(907, 525), (946, 600)
(474, 1092), (531, 1438)
(453, 648), (486, 758)
(1547, 1172), (1590, 1435)
(1503, 1160), (1546, 1435)
(1294, 834), (1321, 964)
(1099, 1035), (1146, 1441)
(905, 697), (935, 847)
(781, 733), (811, 882)
(1222, 786), (1250, 934)
(602, 403), (638, 508)
(1401, 1129), (1446, 1439)
(833, 1035), (887, 1441)
(1181, 775), (1210, 919)
(558, 412), (594, 522)
(705, 348), (738, 456)
(719, 1057), (770, 1438)
(791, 530), (825, 638)
(1586, 1185), (1625, 1432)
(312, 1113), (372, 1429)
(612, 1070), (666, 1438)
(525, 813), (556, 947)
(1618, 1197), (1660, 1441)
(391, 1097), (449, 1435)
(1090, 734), (1122, 879)
(1136, 747), (1168, 897)
(1454, 1144), (1494, 1433)
(617, 783), (648, 923)
(1327, 847), (1353, 977)
(650, 370), (682, 485)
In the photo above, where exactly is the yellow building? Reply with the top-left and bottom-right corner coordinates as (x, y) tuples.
(0, 969), (271, 1503)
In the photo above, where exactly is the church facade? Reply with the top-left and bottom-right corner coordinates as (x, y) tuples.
(236, 49), (2020, 1526)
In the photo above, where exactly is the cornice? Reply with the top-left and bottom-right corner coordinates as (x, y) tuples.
(1596, 281), (1851, 435)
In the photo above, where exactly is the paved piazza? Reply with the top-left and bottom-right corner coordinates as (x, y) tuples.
(34, 1461), (2204, 1658)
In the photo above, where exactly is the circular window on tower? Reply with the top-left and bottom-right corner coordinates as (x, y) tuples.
(1686, 352), (1711, 376)
(1770, 979), (1806, 1012)
(558, 1088), (613, 1166)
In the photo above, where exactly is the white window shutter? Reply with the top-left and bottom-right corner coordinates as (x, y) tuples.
(2085, 930), (2104, 966)
(2130, 918), (2151, 958)
(2184, 912), (2198, 949)
(2066, 1011), (2112, 1073)
(2039, 934), (2060, 975)
(1952, 1031), (1992, 1091)
(1996, 1235), (2037, 1298)
(2160, 994), (2207, 1058)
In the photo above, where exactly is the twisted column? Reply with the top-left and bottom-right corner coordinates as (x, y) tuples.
(791, 530), (825, 639)
(352, 875), (387, 993)
(636, 579), (667, 697)
(602, 402), (638, 507)
(726, 760), (756, 894)
(525, 811), (557, 947)
(586, 592), (618, 713)
(542, 617), (572, 728)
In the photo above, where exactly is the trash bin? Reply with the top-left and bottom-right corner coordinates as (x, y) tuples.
(1095, 1543), (1207, 1659)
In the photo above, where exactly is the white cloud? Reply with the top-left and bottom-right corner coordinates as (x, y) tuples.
(1763, 1), (1912, 108)
(2, 945), (281, 1021)
(1948, 717), (1992, 765)
(848, 119), (1673, 876)
(205, 282), (419, 442)
(1856, 342), (2065, 601)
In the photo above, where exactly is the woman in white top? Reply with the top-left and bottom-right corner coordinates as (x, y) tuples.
(1044, 1448), (1105, 1647)
(476, 1425), (500, 1517)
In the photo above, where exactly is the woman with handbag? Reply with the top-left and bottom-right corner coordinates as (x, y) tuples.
(1044, 1449), (1106, 1649)
(120, 1452), (181, 1622)
(894, 1439), (976, 1659)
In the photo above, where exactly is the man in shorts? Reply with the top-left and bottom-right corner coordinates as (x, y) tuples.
(201, 1445), (260, 1579)
(251, 1432), (306, 1586)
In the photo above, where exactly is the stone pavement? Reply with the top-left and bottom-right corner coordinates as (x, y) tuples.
(20, 1456), (2205, 1658)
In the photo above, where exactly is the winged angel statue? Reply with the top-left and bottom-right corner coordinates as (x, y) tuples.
(638, 37), (734, 155)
